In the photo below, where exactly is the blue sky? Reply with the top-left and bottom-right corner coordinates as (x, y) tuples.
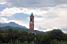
(0, 0), (67, 33)
(0, 4), (6, 11)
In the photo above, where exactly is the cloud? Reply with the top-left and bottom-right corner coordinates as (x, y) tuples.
(0, 17), (9, 23)
(3, 0), (67, 7)
(0, 7), (47, 16)
(0, 7), (21, 16)
(1, 0), (67, 7)
(0, 4), (67, 32)
(34, 4), (67, 32)
(0, 0), (7, 4)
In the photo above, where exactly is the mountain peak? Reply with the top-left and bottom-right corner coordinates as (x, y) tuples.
(0, 22), (27, 29)
(9, 22), (15, 24)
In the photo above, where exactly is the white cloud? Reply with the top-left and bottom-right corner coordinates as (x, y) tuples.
(0, 7), (47, 16)
(34, 4), (67, 32)
(0, 0), (7, 4)
(0, 7), (21, 16)
(0, 17), (9, 23)
(0, 2), (7, 4)
(0, 4), (67, 33)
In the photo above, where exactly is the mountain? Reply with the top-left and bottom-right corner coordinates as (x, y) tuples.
(0, 22), (29, 32)
(0, 22), (26, 28)
(0, 22), (44, 34)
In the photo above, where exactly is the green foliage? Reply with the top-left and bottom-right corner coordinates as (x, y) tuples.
(0, 28), (67, 44)
(50, 39), (67, 44)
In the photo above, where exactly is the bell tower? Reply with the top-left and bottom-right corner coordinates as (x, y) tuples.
(29, 13), (34, 30)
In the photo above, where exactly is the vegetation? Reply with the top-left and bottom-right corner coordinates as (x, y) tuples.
(0, 27), (67, 44)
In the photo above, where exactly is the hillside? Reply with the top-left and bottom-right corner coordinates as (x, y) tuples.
(0, 26), (67, 44)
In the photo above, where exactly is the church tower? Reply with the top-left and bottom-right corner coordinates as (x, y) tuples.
(29, 13), (34, 30)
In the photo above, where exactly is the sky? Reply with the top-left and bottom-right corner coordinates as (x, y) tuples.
(0, 0), (67, 33)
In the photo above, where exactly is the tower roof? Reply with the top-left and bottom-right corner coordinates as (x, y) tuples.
(31, 13), (34, 16)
